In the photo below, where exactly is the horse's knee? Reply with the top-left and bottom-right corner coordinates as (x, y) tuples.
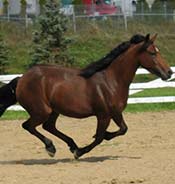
(42, 122), (52, 131)
(22, 121), (30, 130)
(42, 113), (58, 131)
(22, 120), (39, 134)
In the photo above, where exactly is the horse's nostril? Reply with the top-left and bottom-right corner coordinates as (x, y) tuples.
(168, 69), (173, 76)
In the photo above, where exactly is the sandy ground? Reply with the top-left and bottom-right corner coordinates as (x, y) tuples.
(0, 111), (175, 184)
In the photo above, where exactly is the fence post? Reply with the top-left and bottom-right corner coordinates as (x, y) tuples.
(3, 0), (9, 21)
(25, 13), (28, 28)
(163, 1), (167, 19)
(123, 12), (127, 31)
(7, 3), (9, 22)
(72, 7), (76, 33)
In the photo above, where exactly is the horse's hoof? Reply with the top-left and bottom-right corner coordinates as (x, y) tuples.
(69, 147), (75, 154)
(69, 144), (79, 154)
(46, 145), (56, 157)
(73, 150), (80, 160)
(47, 150), (56, 157)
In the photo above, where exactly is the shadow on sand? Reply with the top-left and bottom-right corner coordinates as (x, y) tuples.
(0, 155), (141, 165)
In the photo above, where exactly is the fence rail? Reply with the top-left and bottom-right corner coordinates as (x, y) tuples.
(0, 66), (175, 111)
(0, 2), (175, 31)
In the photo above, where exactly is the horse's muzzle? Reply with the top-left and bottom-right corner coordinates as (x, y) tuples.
(161, 69), (173, 81)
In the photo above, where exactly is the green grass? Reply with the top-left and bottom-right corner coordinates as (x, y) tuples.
(133, 74), (158, 83)
(130, 87), (175, 97)
(0, 111), (29, 120)
(126, 87), (175, 112)
(125, 103), (175, 113)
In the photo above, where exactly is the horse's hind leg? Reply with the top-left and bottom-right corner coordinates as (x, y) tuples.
(74, 116), (110, 159)
(42, 112), (78, 154)
(22, 118), (56, 157)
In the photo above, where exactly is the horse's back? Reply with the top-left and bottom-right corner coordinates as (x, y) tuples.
(16, 65), (80, 118)
(17, 64), (79, 91)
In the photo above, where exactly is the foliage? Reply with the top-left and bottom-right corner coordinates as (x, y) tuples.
(72, 0), (82, 4)
(3, 0), (8, 15)
(20, 0), (27, 5)
(30, 0), (74, 67)
(20, 0), (27, 16)
(0, 34), (10, 74)
(3, 0), (8, 5)
(39, 0), (46, 4)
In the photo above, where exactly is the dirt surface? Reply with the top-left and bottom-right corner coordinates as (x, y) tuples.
(0, 111), (175, 184)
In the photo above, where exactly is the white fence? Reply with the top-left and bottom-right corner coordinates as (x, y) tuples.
(129, 66), (175, 104)
(0, 67), (175, 111)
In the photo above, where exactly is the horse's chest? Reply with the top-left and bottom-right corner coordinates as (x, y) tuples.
(95, 84), (128, 113)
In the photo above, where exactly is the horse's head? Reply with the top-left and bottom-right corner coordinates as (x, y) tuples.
(137, 34), (172, 80)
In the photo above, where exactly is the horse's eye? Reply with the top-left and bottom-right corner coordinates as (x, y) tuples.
(151, 52), (156, 56)
(148, 51), (156, 57)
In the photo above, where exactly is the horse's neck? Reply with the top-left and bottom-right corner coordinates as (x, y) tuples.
(107, 50), (139, 87)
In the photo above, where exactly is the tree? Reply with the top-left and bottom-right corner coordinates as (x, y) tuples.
(3, 0), (9, 16)
(20, 0), (27, 17)
(0, 34), (9, 74)
(30, 0), (73, 67)
(39, 0), (46, 14)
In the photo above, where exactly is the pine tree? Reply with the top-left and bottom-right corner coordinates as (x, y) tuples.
(39, 0), (46, 14)
(3, 0), (9, 16)
(0, 34), (9, 74)
(20, 0), (27, 17)
(30, 0), (73, 67)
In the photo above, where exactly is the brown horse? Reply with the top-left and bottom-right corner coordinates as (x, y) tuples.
(0, 34), (172, 159)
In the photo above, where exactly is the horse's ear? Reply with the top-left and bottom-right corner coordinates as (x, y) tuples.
(145, 34), (150, 42)
(150, 33), (158, 42)
(139, 34), (151, 52)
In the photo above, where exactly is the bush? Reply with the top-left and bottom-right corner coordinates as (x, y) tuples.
(30, 0), (74, 67)
(0, 34), (10, 74)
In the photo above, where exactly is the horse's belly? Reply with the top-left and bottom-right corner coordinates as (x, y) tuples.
(51, 94), (93, 118)
(53, 103), (93, 118)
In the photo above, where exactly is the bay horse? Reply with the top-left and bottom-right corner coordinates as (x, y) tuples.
(0, 34), (172, 159)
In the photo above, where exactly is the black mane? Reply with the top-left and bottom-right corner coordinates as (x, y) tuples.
(79, 34), (145, 78)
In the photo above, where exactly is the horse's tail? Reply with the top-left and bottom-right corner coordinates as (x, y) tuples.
(0, 77), (20, 116)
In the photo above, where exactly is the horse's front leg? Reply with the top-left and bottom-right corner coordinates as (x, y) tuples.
(73, 116), (110, 159)
(103, 113), (128, 140)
